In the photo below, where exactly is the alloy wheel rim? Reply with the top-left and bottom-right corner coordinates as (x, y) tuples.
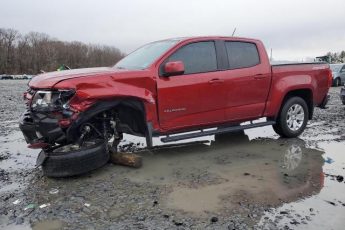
(286, 104), (305, 131)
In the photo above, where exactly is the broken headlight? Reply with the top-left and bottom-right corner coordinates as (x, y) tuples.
(31, 90), (75, 111)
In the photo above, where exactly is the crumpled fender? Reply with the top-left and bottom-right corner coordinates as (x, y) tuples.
(75, 81), (155, 104)
(54, 74), (157, 112)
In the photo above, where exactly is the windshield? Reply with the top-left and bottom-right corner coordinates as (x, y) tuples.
(330, 64), (343, 72)
(114, 40), (180, 70)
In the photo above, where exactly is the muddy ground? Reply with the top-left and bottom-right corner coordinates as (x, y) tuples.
(0, 80), (344, 230)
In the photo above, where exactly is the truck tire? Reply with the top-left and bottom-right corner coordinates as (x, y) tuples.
(273, 97), (309, 138)
(41, 140), (109, 177)
(334, 78), (341, 87)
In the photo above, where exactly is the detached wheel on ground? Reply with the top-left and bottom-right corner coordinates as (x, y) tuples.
(41, 139), (109, 177)
(273, 97), (309, 138)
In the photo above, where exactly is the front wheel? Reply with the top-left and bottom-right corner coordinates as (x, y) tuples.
(41, 139), (109, 177)
(273, 97), (309, 138)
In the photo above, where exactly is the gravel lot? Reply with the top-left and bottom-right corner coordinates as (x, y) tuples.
(0, 80), (344, 230)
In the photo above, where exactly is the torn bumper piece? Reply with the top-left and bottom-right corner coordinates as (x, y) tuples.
(19, 109), (66, 148)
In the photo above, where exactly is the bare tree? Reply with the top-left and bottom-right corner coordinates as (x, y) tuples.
(0, 28), (125, 74)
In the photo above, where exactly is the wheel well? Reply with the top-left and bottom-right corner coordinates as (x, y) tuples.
(281, 89), (314, 120)
(66, 99), (148, 142)
(115, 100), (147, 136)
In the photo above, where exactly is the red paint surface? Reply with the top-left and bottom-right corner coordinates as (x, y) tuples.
(28, 36), (331, 134)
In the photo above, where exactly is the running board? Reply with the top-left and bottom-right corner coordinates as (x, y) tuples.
(160, 121), (276, 143)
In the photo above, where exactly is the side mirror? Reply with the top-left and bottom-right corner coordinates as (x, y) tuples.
(164, 61), (185, 76)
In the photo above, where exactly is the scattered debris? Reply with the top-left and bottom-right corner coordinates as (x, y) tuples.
(324, 157), (334, 164)
(24, 204), (36, 211)
(324, 173), (344, 183)
(210, 216), (218, 223)
(172, 220), (183, 226)
(336, 175), (344, 182)
(12, 199), (20, 205)
(39, 203), (50, 209)
(325, 201), (336, 206)
(49, 188), (59, 195)
(84, 203), (90, 207)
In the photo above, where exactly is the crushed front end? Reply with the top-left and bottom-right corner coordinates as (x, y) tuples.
(19, 87), (116, 177)
(19, 88), (77, 149)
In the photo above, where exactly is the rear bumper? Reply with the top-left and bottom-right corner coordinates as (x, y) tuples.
(341, 87), (345, 104)
(19, 109), (66, 148)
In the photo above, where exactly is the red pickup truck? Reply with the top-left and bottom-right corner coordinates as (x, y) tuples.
(19, 36), (332, 177)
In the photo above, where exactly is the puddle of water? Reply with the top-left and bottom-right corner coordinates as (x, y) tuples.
(305, 134), (342, 141)
(0, 223), (31, 230)
(257, 141), (345, 230)
(31, 220), (66, 230)
(0, 117), (342, 229)
(0, 131), (38, 171)
(125, 132), (324, 216)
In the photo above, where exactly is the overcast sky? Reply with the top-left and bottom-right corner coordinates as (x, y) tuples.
(1, 0), (345, 61)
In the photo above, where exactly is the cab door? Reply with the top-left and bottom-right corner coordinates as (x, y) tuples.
(222, 41), (271, 121)
(156, 41), (227, 131)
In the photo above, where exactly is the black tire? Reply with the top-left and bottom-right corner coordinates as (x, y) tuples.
(273, 97), (309, 138)
(334, 78), (341, 87)
(41, 140), (109, 177)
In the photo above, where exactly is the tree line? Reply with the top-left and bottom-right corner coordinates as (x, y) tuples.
(0, 28), (125, 75)
(325, 51), (345, 63)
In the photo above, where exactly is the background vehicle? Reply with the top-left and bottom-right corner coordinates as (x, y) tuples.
(330, 63), (345, 86)
(341, 87), (345, 105)
(0, 75), (14, 80)
(19, 36), (332, 177)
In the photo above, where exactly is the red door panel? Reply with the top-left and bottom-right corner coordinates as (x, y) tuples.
(157, 72), (226, 131)
(224, 66), (271, 121)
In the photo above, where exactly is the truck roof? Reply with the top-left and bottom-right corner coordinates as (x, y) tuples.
(160, 36), (261, 43)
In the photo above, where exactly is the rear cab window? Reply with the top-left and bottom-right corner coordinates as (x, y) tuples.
(225, 41), (260, 69)
(165, 41), (218, 75)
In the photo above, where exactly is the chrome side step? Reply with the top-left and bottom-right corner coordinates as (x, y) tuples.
(160, 121), (276, 143)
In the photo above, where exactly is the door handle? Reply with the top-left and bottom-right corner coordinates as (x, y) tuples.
(208, 78), (224, 84)
(254, 74), (266, 80)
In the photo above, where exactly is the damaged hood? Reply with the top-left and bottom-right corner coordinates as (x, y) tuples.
(29, 67), (120, 88)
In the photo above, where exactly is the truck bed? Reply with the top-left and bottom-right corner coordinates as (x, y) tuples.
(270, 62), (330, 106)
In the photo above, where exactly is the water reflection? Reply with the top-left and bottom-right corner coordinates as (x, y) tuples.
(127, 131), (325, 215)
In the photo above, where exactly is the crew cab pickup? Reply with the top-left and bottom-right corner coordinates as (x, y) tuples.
(19, 36), (332, 177)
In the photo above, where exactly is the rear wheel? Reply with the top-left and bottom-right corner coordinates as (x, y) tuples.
(273, 97), (309, 138)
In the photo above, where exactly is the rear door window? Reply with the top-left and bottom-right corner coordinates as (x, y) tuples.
(225, 41), (260, 69)
(167, 41), (217, 75)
